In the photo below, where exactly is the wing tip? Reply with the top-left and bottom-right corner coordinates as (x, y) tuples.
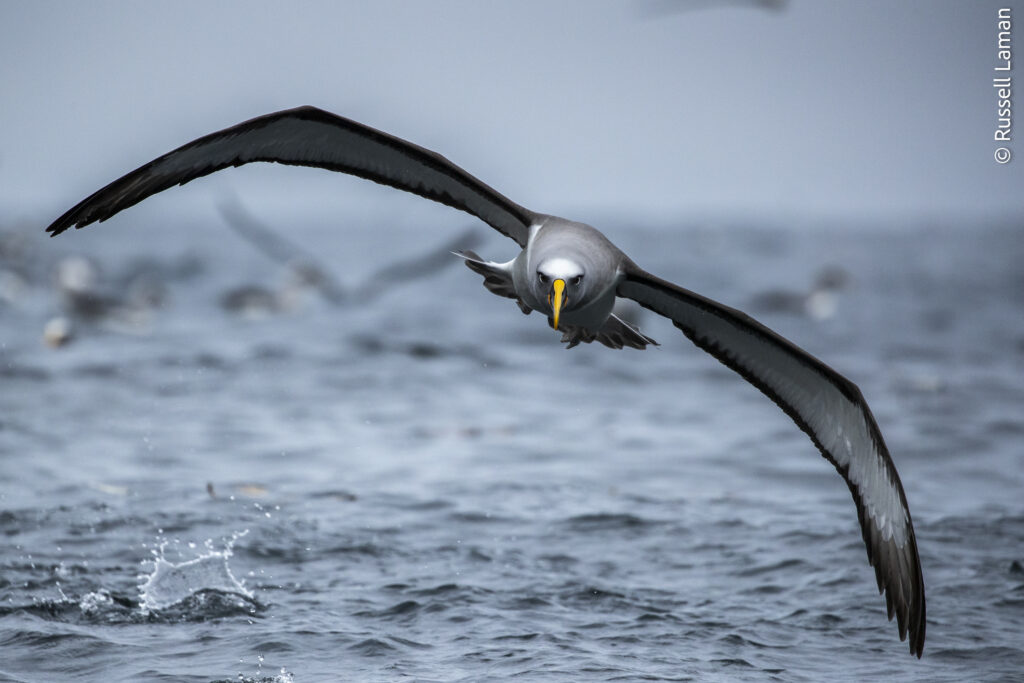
(902, 602), (926, 658)
(874, 527), (927, 658)
(47, 211), (100, 237)
(45, 217), (73, 237)
(879, 537), (926, 659)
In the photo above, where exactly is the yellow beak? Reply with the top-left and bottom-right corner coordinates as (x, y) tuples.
(550, 278), (565, 330)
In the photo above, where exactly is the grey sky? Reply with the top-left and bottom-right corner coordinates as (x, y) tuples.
(2, 0), (1020, 230)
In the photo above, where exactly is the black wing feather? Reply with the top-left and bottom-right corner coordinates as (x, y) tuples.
(618, 265), (925, 657)
(46, 106), (536, 246)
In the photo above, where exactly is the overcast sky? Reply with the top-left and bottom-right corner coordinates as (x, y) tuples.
(2, 0), (1020, 232)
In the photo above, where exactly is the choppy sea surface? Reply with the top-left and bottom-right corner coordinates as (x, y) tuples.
(1, 209), (1022, 682)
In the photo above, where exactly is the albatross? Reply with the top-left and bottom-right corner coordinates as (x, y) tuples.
(45, 106), (925, 656)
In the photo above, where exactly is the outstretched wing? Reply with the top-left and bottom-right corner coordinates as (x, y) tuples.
(46, 106), (537, 246)
(618, 265), (925, 657)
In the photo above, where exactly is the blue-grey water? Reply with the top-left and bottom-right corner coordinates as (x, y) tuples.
(1, 213), (1022, 681)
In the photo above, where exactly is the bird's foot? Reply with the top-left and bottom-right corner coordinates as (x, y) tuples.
(557, 314), (658, 350)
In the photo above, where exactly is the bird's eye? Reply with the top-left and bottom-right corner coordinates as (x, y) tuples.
(572, 275), (583, 286)
(537, 272), (549, 284)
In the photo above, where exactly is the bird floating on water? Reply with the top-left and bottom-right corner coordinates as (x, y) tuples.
(46, 106), (925, 656)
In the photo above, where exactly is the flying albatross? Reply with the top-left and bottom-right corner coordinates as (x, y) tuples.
(45, 106), (925, 656)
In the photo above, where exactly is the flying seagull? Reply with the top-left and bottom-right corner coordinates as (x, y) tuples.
(45, 106), (925, 656)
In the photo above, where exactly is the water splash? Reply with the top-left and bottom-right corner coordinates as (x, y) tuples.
(139, 531), (253, 613)
(230, 670), (294, 683)
(79, 589), (114, 614)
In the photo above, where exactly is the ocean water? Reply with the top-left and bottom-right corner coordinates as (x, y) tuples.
(1, 212), (1022, 682)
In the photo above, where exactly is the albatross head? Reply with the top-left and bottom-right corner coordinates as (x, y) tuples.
(536, 257), (585, 331)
